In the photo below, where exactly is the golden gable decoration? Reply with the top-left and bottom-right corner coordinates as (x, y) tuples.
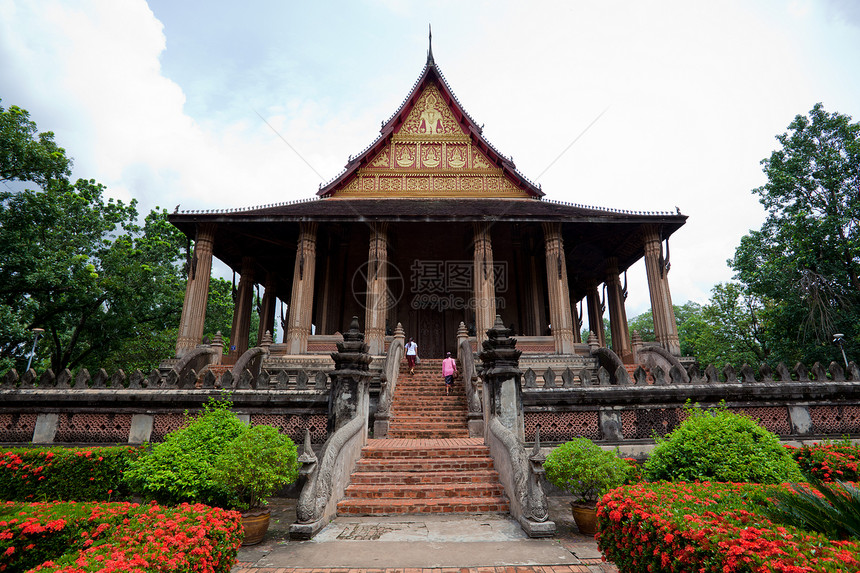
(400, 83), (465, 136)
(321, 62), (541, 199)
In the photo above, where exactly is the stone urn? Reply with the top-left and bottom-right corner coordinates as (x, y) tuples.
(570, 502), (598, 536)
(241, 508), (271, 545)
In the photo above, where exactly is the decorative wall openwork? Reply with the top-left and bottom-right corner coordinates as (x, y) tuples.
(809, 405), (860, 435)
(733, 406), (791, 436)
(0, 413), (37, 442)
(54, 413), (132, 443)
(251, 413), (328, 444)
(151, 413), (188, 442)
(621, 408), (687, 440)
(525, 411), (600, 442)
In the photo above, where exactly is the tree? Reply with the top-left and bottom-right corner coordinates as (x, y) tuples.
(686, 283), (770, 367)
(1, 100), (71, 186)
(0, 100), (188, 373)
(731, 104), (860, 365)
(627, 301), (706, 359)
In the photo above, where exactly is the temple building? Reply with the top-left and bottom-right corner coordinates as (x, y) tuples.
(168, 43), (686, 369)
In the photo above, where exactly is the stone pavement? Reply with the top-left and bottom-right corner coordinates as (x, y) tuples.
(232, 497), (618, 573)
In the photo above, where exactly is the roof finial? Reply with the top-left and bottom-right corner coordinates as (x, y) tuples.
(426, 23), (435, 66)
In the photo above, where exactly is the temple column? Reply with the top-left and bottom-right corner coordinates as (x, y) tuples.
(585, 282), (606, 347)
(176, 223), (216, 357)
(364, 222), (388, 355)
(229, 257), (255, 358)
(286, 222), (318, 354)
(643, 225), (681, 356)
(473, 222), (497, 345)
(605, 258), (632, 361)
(542, 222), (575, 354)
(257, 273), (277, 345)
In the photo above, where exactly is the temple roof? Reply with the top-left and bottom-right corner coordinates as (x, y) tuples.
(316, 53), (543, 199)
(171, 197), (685, 225)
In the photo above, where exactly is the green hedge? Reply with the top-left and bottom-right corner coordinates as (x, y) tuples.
(0, 501), (241, 573)
(0, 446), (142, 502)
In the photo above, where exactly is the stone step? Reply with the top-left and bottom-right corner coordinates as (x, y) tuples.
(387, 430), (470, 439)
(349, 469), (501, 485)
(389, 422), (468, 432)
(336, 496), (509, 515)
(354, 456), (495, 472)
(344, 482), (505, 500)
(358, 443), (489, 459)
(391, 403), (467, 411)
(390, 415), (468, 423)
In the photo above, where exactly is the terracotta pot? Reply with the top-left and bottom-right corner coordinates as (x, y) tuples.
(570, 502), (598, 535)
(241, 508), (271, 545)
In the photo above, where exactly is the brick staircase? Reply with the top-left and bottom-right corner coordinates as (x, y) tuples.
(388, 358), (468, 439)
(337, 359), (509, 515)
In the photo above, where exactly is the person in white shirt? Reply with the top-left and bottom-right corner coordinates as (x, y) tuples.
(405, 337), (418, 375)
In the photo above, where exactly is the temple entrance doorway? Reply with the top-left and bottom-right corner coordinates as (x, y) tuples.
(389, 222), (472, 359)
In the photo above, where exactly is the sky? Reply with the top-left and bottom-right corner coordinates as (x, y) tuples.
(1, 0), (859, 320)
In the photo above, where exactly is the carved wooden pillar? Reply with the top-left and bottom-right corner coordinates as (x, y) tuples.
(585, 282), (606, 347)
(176, 223), (216, 357)
(257, 273), (277, 346)
(364, 222), (388, 355)
(229, 257), (255, 358)
(286, 222), (318, 354)
(643, 225), (681, 356)
(473, 222), (497, 345)
(542, 222), (575, 354)
(605, 258), (632, 361)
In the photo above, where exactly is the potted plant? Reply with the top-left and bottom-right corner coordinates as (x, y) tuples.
(544, 437), (631, 535)
(212, 424), (299, 545)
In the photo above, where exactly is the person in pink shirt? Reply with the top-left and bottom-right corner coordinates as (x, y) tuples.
(442, 351), (458, 395)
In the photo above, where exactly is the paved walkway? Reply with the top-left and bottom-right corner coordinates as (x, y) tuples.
(232, 498), (618, 573)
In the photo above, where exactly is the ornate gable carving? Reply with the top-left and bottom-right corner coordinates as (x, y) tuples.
(399, 83), (465, 136)
(329, 81), (530, 198)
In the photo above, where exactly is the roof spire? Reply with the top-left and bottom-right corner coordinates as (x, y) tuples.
(426, 24), (435, 66)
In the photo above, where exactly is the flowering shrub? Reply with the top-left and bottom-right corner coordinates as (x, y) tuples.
(790, 441), (860, 482)
(596, 482), (860, 572)
(0, 447), (142, 502)
(0, 501), (242, 573)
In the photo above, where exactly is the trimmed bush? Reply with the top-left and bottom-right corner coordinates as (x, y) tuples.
(123, 398), (247, 507)
(643, 405), (803, 483)
(0, 446), (142, 502)
(212, 424), (298, 511)
(544, 438), (630, 504)
(790, 440), (860, 482)
(0, 501), (241, 573)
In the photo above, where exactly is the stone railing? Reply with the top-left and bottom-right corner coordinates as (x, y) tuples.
(290, 317), (371, 540)
(457, 322), (483, 438)
(0, 362), (331, 446)
(521, 359), (860, 450)
(373, 323), (405, 438)
(480, 316), (554, 538)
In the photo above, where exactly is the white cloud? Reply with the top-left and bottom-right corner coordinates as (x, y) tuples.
(1, 0), (858, 320)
